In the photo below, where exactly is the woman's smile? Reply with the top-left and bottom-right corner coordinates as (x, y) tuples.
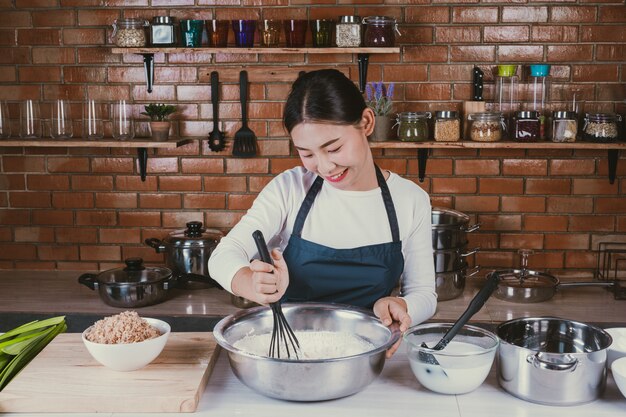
(325, 168), (348, 183)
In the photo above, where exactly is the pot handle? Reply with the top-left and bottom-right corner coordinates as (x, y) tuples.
(163, 274), (177, 291)
(178, 273), (223, 289)
(528, 353), (578, 372)
(467, 265), (481, 277)
(78, 273), (99, 290)
(464, 223), (481, 233)
(461, 247), (481, 257)
(144, 238), (166, 253)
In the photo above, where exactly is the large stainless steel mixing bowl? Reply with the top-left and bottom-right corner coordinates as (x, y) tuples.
(213, 302), (400, 401)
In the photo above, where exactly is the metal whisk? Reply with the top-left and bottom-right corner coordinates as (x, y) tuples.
(252, 230), (301, 359)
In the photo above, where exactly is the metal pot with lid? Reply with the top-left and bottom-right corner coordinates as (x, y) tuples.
(145, 221), (223, 290)
(78, 258), (175, 308)
(431, 207), (480, 249)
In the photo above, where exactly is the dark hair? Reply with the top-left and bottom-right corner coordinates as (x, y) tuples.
(283, 69), (366, 133)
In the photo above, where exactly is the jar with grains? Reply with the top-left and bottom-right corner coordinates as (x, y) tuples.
(112, 18), (148, 47)
(396, 112), (431, 142)
(514, 111), (540, 142)
(468, 112), (505, 142)
(582, 113), (622, 143)
(433, 111), (460, 142)
(362, 16), (400, 47)
(335, 16), (361, 47)
(551, 111), (578, 143)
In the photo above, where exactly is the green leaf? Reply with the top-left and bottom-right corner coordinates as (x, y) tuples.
(1, 328), (51, 355)
(0, 328), (50, 353)
(0, 316), (65, 343)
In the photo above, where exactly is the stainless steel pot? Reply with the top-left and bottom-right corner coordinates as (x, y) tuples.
(435, 266), (480, 301)
(145, 221), (223, 290)
(433, 246), (479, 273)
(78, 258), (176, 308)
(431, 207), (480, 249)
(496, 317), (612, 406)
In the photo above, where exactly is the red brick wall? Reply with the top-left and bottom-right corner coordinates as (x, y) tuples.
(0, 1), (625, 279)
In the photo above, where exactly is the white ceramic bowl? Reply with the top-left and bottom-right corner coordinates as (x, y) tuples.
(82, 317), (170, 372)
(403, 323), (499, 395)
(606, 328), (626, 368)
(612, 357), (626, 399)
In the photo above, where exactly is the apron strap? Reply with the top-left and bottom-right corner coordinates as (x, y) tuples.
(292, 166), (401, 243)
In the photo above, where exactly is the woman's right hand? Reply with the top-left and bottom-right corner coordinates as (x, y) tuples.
(233, 249), (289, 305)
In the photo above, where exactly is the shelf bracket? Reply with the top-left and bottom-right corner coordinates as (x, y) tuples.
(357, 53), (369, 93)
(608, 149), (618, 184)
(142, 53), (155, 93)
(137, 147), (148, 181)
(418, 148), (429, 183)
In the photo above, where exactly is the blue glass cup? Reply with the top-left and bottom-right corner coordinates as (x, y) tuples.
(232, 19), (256, 47)
(180, 20), (204, 47)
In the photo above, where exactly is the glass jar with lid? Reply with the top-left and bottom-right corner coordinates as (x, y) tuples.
(582, 113), (621, 142)
(335, 16), (361, 47)
(514, 111), (541, 142)
(150, 16), (176, 46)
(433, 111), (460, 142)
(396, 112), (431, 142)
(468, 112), (505, 142)
(551, 111), (578, 143)
(362, 16), (400, 47)
(112, 18), (148, 47)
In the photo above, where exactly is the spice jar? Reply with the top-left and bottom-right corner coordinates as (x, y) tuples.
(551, 111), (578, 143)
(468, 112), (505, 142)
(335, 16), (361, 47)
(514, 111), (541, 142)
(112, 18), (148, 47)
(362, 16), (400, 47)
(150, 16), (176, 46)
(583, 113), (622, 143)
(433, 111), (460, 142)
(396, 112), (431, 142)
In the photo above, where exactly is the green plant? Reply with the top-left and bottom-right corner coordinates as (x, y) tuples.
(365, 81), (394, 116)
(141, 103), (177, 121)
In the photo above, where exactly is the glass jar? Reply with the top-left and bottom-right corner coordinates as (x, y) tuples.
(335, 16), (361, 47)
(112, 18), (148, 47)
(396, 112), (430, 142)
(468, 112), (505, 142)
(362, 16), (400, 47)
(514, 111), (541, 142)
(551, 111), (578, 143)
(583, 113), (622, 142)
(433, 111), (460, 142)
(150, 16), (175, 46)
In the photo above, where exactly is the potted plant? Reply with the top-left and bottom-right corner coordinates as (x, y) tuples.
(141, 103), (177, 141)
(365, 81), (395, 142)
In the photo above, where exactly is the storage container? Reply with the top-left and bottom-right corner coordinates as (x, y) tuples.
(112, 18), (148, 47)
(335, 16), (361, 47)
(433, 111), (460, 142)
(551, 111), (578, 143)
(514, 111), (540, 142)
(150, 16), (176, 46)
(583, 113), (621, 142)
(396, 112), (430, 142)
(362, 16), (399, 47)
(468, 112), (505, 142)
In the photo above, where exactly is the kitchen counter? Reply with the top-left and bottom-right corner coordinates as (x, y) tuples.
(2, 341), (625, 417)
(1, 270), (625, 331)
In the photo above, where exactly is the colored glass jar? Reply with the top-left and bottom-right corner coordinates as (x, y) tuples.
(551, 111), (578, 143)
(396, 112), (430, 142)
(150, 16), (175, 46)
(468, 112), (505, 142)
(514, 111), (541, 142)
(112, 18), (148, 47)
(311, 19), (334, 47)
(335, 16), (361, 47)
(433, 111), (460, 142)
(362, 16), (399, 47)
(583, 113), (621, 143)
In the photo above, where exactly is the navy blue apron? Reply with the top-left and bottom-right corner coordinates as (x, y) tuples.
(282, 165), (405, 308)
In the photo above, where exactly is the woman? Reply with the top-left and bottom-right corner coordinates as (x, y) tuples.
(209, 69), (436, 356)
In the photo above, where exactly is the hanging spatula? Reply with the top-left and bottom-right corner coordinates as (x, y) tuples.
(208, 71), (226, 152)
(232, 70), (257, 158)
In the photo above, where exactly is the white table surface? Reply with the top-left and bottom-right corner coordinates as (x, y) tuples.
(4, 342), (625, 417)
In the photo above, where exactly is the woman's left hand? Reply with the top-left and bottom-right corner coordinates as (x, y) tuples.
(373, 297), (411, 358)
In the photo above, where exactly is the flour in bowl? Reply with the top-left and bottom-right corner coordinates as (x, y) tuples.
(233, 331), (376, 359)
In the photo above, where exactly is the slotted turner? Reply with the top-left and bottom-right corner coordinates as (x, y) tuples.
(232, 70), (257, 158)
(208, 71), (225, 152)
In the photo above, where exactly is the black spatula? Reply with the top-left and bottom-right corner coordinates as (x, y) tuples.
(232, 70), (257, 158)
(208, 71), (225, 152)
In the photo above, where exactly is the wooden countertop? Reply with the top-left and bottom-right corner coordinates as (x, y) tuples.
(1, 270), (624, 327)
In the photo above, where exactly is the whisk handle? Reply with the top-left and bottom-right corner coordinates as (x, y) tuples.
(253, 230), (274, 266)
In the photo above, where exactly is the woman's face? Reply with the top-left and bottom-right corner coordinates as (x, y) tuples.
(290, 110), (376, 191)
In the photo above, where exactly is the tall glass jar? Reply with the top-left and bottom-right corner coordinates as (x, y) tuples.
(494, 65), (519, 138)
(112, 18), (148, 47)
(433, 111), (460, 142)
(335, 16), (361, 47)
(468, 112), (505, 142)
(362, 16), (400, 47)
(396, 112), (430, 142)
(514, 110), (540, 142)
(582, 113), (622, 142)
(551, 111), (578, 143)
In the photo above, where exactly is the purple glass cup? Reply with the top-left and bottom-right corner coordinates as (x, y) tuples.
(232, 19), (256, 47)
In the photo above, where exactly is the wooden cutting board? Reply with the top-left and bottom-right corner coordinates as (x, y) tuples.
(0, 332), (220, 413)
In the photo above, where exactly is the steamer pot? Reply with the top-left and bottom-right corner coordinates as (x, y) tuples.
(496, 317), (612, 406)
(431, 207), (480, 249)
(435, 266), (480, 301)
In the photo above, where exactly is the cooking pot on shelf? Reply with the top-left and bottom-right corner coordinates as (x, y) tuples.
(78, 258), (175, 308)
(145, 221), (223, 290)
(433, 246), (479, 273)
(431, 207), (480, 249)
(435, 265), (480, 301)
(496, 316), (612, 406)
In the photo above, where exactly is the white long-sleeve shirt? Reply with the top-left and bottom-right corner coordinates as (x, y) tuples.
(208, 167), (437, 326)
